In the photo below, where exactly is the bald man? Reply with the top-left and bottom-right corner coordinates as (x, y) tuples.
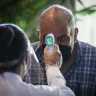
(24, 5), (96, 96)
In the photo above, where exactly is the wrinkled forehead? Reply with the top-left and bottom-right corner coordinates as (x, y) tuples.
(40, 12), (70, 36)
(40, 12), (68, 28)
(40, 19), (70, 39)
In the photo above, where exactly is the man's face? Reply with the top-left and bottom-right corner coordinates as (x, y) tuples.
(39, 18), (78, 63)
(39, 19), (75, 48)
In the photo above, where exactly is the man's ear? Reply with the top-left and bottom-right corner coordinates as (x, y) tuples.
(74, 27), (78, 42)
(37, 29), (41, 40)
(37, 29), (42, 46)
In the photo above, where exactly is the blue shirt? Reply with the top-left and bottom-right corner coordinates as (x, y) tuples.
(23, 41), (96, 96)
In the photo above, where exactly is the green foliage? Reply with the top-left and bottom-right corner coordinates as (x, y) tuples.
(0, 0), (49, 30)
(75, 5), (96, 15)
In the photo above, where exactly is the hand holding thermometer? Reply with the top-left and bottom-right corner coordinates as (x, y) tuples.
(45, 33), (55, 51)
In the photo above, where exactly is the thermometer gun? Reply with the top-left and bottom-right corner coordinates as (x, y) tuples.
(45, 33), (55, 51)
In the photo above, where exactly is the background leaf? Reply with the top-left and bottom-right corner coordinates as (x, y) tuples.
(75, 5), (96, 15)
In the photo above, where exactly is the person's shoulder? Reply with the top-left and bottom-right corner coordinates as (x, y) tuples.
(78, 41), (96, 51)
(31, 41), (40, 50)
(79, 41), (96, 47)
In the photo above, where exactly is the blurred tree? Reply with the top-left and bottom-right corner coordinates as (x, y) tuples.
(0, 0), (96, 42)
(0, 0), (49, 30)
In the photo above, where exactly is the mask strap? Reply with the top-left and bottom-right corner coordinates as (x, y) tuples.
(23, 53), (31, 78)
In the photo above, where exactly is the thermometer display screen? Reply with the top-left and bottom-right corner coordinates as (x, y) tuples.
(47, 38), (53, 44)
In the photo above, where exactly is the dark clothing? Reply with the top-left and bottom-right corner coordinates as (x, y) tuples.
(24, 41), (96, 96)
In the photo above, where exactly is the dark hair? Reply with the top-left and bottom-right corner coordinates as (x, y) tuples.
(0, 23), (28, 73)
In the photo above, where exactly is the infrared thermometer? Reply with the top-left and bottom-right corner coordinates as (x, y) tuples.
(45, 33), (55, 51)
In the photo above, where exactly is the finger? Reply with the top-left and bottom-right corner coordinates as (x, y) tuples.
(54, 44), (61, 53)
(44, 46), (49, 52)
(54, 44), (59, 50)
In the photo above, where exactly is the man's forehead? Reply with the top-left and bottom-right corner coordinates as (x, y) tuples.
(40, 22), (68, 36)
(40, 11), (68, 26)
(39, 6), (72, 38)
(40, 13), (68, 36)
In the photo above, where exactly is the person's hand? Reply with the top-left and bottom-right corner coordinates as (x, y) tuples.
(44, 44), (62, 69)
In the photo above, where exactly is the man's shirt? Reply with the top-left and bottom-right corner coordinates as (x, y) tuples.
(23, 41), (96, 96)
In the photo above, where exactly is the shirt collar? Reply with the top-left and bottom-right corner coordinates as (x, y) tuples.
(35, 41), (82, 61)
(35, 41), (82, 67)
(75, 40), (82, 63)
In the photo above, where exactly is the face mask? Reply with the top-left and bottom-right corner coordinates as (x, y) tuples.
(59, 44), (72, 63)
(41, 44), (72, 63)
(23, 57), (31, 78)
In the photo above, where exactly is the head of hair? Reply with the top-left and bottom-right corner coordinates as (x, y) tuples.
(0, 23), (29, 73)
(40, 4), (75, 36)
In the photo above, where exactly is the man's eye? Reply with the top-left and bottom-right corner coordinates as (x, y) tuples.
(57, 36), (69, 42)
(58, 37), (67, 41)
(61, 37), (66, 40)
